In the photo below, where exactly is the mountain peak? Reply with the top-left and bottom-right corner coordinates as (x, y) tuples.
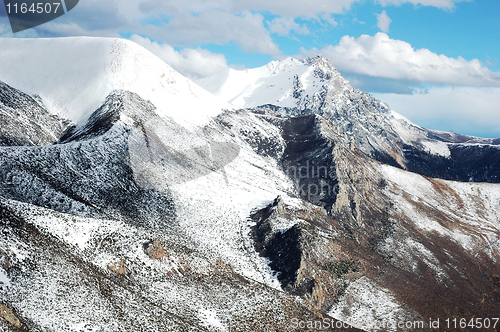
(302, 54), (337, 70)
(264, 57), (304, 75)
(197, 54), (349, 110)
(0, 37), (232, 129)
(260, 55), (338, 77)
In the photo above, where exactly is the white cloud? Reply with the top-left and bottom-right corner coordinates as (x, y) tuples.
(301, 33), (500, 87)
(137, 0), (463, 17)
(377, 0), (470, 10)
(319, 13), (339, 27)
(131, 0), (354, 54)
(269, 17), (309, 36)
(129, 35), (229, 80)
(231, 0), (358, 17)
(137, 0), (358, 17)
(140, 10), (281, 55)
(0, 0), (473, 53)
(376, 11), (392, 33)
(0, 0), (281, 55)
(374, 87), (500, 137)
(0, 0), (131, 38)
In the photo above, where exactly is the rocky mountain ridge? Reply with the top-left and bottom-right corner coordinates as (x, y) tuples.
(199, 55), (500, 183)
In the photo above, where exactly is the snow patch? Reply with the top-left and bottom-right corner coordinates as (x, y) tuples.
(197, 57), (329, 109)
(198, 309), (227, 331)
(0, 268), (10, 288)
(405, 238), (448, 282)
(421, 140), (451, 158)
(31, 215), (103, 250)
(379, 163), (500, 259)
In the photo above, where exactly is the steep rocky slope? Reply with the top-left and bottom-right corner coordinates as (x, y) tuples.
(0, 92), (364, 331)
(215, 106), (500, 331)
(0, 84), (360, 331)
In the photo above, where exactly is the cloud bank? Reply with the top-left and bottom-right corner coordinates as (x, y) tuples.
(377, 0), (469, 10)
(374, 87), (500, 137)
(0, 0), (472, 55)
(301, 33), (500, 87)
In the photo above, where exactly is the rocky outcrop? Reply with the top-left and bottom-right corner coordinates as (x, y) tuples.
(280, 114), (340, 211)
(0, 303), (20, 328)
(0, 81), (70, 146)
(399, 142), (500, 183)
(251, 197), (303, 288)
(108, 259), (127, 275)
(250, 197), (364, 313)
(144, 240), (166, 260)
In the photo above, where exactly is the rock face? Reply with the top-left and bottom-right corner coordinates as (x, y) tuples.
(0, 303), (20, 328)
(280, 114), (339, 210)
(251, 197), (303, 289)
(1, 38), (500, 332)
(145, 240), (166, 260)
(108, 259), (127, 275)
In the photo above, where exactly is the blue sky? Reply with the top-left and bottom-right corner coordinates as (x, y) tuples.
(206, 1), (500, 71)
(1, 0), (499, 137)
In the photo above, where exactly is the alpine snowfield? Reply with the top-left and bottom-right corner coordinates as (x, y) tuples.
(0, 37), (232, 129)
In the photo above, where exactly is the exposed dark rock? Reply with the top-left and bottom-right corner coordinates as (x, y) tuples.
(401, 143), (500, 183)
(251, 197), (303, 288)
(280, 115), (339, 211)
(449, 144), (500, 182)
(265, 225), (303, 287)
(0, 81), (71, 146)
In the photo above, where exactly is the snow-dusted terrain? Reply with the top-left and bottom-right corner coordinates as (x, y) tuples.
(1, 37), (500, 331)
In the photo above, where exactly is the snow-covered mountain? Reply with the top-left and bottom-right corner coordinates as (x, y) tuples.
(198, 56), (350, 109)
(1, 38), (500, 332)
(199, 56), (500, 183)
(0, 37), (232, 129)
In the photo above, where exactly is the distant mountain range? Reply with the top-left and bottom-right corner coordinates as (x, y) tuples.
(0, 37), (499, 332)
